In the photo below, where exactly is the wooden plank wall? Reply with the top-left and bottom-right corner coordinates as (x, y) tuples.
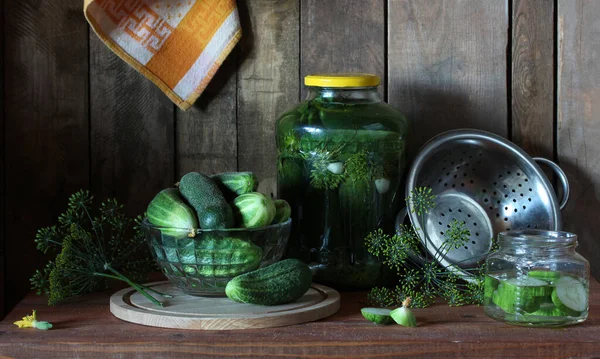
(557, 0), (600, 281)
(3, 0), (90, 314)
(2, 0), (600, 314)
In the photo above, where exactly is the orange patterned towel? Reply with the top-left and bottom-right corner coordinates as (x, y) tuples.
(84, 0), (241, 110)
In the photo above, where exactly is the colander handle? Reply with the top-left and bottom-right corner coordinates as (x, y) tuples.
(533, 157), (570, 210)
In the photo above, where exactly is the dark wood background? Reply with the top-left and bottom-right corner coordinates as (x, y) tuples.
(1, 0), (599, 316)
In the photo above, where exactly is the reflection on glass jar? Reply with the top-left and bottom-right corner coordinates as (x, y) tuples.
(484, 230), (589, 327)
(276, 74), (409, 290)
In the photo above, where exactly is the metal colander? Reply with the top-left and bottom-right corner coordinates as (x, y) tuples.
(400, 129), (569, 270)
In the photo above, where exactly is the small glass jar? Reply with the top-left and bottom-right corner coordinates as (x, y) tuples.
(275, 73), (408, 290)
(484, 230), (589, 327)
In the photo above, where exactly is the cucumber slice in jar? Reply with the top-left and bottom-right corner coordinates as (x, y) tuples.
(527, 270), (561, 282)
(528, 303), (564, 317)
(361, 308), (394, 325)
(484, 275), (495, 299)
(551, 276), (587, 316)
(494, 277), (552, 313)
(492, 288), (515, 314)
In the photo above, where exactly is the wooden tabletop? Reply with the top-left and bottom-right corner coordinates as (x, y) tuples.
(1, 280), (599, 358)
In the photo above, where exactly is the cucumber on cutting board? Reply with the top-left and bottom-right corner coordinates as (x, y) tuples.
(146, 188), (198, 238)
(225, 259), (312, 306)
(551, 276), (588, 316)
(178, 172), (234, 229)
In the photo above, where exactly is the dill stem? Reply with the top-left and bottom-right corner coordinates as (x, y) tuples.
(96, 268), (163, 307)
(95, 273), (173, 298)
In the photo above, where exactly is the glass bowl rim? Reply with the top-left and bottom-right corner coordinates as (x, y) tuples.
(141, 217), (291, 233)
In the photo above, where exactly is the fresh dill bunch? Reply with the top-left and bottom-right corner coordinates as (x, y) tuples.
(400, 286), (435, 308)
(364, 225), (421, 272)
(369, 284), (433, 309)
(381, 226), (421, 272)
(30, 262), (54, 297)
(440, 219), (471, 252)
(365, 187), (492, 308)
(367, 286), (395, 307)
(364, 228), (389, 257)
(407, 187), (436, 216)
(30, 190), (166, 307)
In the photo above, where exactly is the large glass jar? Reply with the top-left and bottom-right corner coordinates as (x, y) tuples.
(484, 230), (589, 327)
(275, 74), (408, 290)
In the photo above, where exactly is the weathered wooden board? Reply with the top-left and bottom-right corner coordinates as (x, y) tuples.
(176, 56), (238, 178)
(511, 0), (555, 159)
(237, 0), (300, 197)
(301, 0), (385, 99)
(3, 0), (90, 311)
(110, 282), (340, 330)
(388, 0), (509, 154)
(2, 280), (600, 357)
(557, 0), (600, 279)
(89, 35), (175, 216)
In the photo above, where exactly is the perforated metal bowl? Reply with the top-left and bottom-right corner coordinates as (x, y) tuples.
(399, 129), (569, 270)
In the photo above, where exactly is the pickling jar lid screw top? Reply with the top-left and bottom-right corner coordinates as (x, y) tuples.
(304, 73), (380, 87)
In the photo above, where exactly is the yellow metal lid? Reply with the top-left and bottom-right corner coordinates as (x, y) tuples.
(304, 73), (380, 88)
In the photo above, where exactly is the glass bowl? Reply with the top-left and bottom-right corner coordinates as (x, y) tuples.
(141, 218), (292, 296)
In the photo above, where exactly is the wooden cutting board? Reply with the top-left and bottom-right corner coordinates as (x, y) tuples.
(110, 281), (340, 330)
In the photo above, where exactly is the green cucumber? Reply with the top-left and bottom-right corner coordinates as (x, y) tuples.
(232, 192), (276, 228)
(551, 276), (587, 316)
(146, 188), (198, 238)
(178, 172), (234, 229)
(361, 308), (394, 325)
(492, 289), (515, 313)
(527, 270), (561, 282)
(500, 277), (553, 297)
(494, 277), (551, 313)
(211, 172), (258, 200)
(271, 199), (291, 224)
(225, 259), (312, 305)
(528, 303), (564, 317)
(484, 275), (495, 299)
(178, 237), (262, 277)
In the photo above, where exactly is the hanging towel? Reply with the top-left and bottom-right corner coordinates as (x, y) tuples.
(84, 0), (241, 110)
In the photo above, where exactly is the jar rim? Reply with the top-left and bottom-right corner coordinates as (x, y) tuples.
(498, 229), (577, 246)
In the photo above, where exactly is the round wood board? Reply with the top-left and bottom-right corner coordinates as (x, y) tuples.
(110, 281), (340, 330)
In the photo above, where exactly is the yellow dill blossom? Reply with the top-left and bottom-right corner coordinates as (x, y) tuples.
(14, 310), (53, 330)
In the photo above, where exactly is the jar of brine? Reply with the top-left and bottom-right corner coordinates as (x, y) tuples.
(484, 230), (589, 327)
(275, 74), (408, 290)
